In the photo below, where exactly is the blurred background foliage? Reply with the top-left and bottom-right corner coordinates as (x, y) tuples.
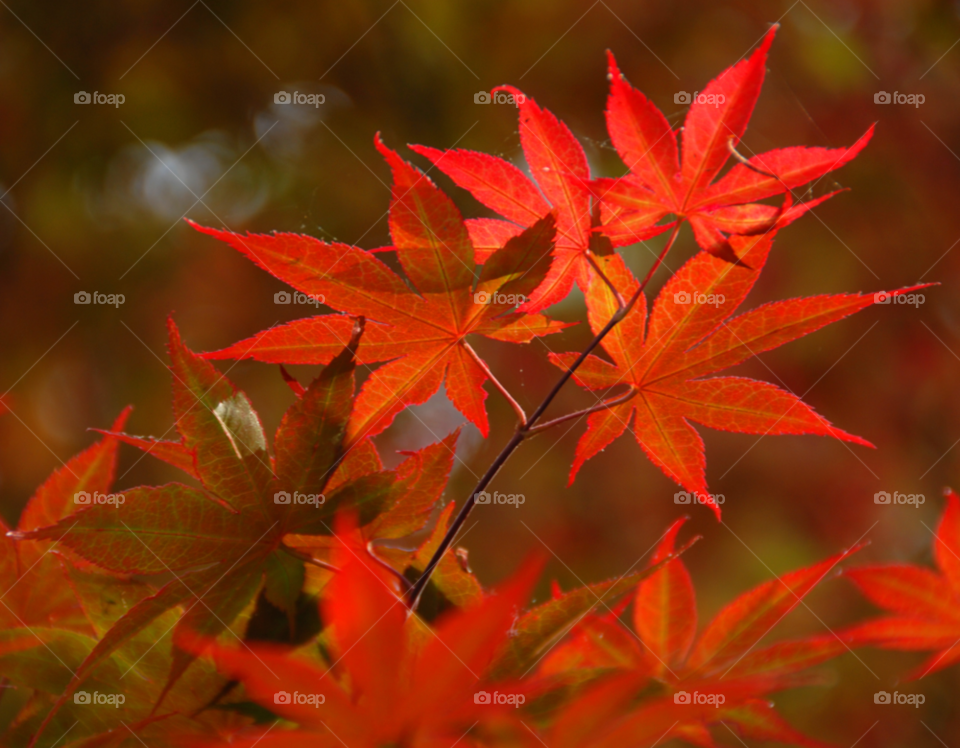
(1, 0), (959, 744)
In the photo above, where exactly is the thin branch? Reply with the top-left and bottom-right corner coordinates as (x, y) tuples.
(366, 540), (413, 593)
(585, 251), (626, 310)
(407, 223), (683, 610)
(463, 341), (528, 426)
(526, 386), (636, 434)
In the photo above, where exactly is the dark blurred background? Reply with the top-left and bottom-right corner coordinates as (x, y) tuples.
(1, 0), (959, 744)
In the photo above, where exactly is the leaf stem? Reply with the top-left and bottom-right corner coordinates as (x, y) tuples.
(585, 251), (626, 310)
(406, 224), (683, 610)
(366, 541), (413, 593)
(463, 341), (528, 426)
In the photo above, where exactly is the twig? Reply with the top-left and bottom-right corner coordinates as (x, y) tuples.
(406, 223), (683, 610)
(526, 386), (636, 434)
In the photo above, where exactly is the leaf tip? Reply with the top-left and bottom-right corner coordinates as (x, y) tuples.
(279, 365), (305, 397)
(605, 49), (621, 80)
(491, 83), (528, 103)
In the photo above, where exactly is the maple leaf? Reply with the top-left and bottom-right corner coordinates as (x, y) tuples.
(284, 433), (486, 614)
(540, 518), (861, 748)
(549, 231), (931, 517)
(1, 407), (131, 634)
(0, 574), (239, 748)
(840, 489), (960, 680)
(410, 91), (670, 312)
(0, 407), (255, 747)
(178, 518), (545, 748)
(190, 136), (569, 439)
(599, 24), (874, 262)
(9, 318), (439, 734)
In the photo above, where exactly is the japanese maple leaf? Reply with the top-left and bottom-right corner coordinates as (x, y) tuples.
(841, 489), (960, 680)
(1, 408), (130, 634)
(598, 24), (874, 262)
(180, 519), (545, 748)
(283, 431), (487, 613)
(1, 565), (242, 748)
(550, 231), (928, 518)
(540, 518), (861, 748)
(191, 135), (568, 440)
(410, 91), (670, 312)
(11, 319), (439, 731)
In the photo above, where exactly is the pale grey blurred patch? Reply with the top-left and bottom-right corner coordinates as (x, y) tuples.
(376, 384), (482, 471)
(255, 83), (352, 161)
(83, 130), (271, 226)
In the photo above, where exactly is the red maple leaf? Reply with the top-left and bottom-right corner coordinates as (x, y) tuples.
(181, 518), (545, 748)
(0, 408), (130, 633)
(191, 136), (569, 440)
(540, 518), (861, 748)
(411, 89), (668, 312)
(598, 24), (874, 263)
(550, 231), (928, 518)
(841, 489), (960, 679)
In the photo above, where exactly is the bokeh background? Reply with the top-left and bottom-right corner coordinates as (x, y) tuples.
(1, 0), (959, 744)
